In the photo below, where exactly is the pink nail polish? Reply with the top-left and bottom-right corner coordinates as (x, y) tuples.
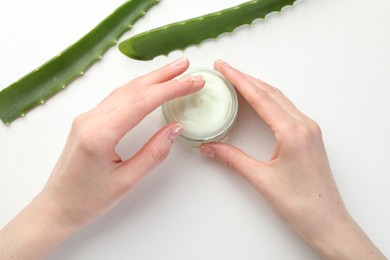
(171, 57), (187, 67)
(200, 146), (215, 158)
(168, 123), (184, 143)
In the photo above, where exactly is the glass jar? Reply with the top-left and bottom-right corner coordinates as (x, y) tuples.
(162, 67), (238, 146)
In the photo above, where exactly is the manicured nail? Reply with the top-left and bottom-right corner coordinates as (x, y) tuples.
(200, 145), (215, 158)
(193, 75), (204, 85)
(171, 57), (188, 67)
(216, 59), (230, 68)
(168, 123), (184, 143)
(178, 75), (193, 83)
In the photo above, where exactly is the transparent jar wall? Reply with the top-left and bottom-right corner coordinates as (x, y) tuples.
(161, 68), (238, 146)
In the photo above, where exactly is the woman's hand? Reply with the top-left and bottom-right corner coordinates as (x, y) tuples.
(42, 57), (204, 229)
(200, 60), (386, 259)
(0, 57), (204, 259)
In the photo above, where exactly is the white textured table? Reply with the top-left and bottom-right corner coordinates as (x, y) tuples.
(1, 0), (389, 259)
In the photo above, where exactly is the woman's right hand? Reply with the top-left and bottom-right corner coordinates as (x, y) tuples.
(200, 60), (386, 259)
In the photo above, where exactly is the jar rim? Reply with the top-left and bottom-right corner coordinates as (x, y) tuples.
(161, 67), (238, 146)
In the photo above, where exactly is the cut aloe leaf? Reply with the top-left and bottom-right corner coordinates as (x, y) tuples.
(0, 0), (160, 125)
(119, 0), (297, 61)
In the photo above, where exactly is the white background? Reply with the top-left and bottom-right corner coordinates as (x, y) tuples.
(1, 0), (389, 259)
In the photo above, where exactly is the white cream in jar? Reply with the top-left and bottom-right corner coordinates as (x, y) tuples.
(162, 68), (238, 146)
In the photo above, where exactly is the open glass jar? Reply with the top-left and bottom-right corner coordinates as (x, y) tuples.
(162, 68), (238, 146)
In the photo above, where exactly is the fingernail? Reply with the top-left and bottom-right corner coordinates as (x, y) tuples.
(216, 59), (230, 68)
(193, 75), (204, 85)
(200, 145), (215, 158)
(171, 57), (187, 67)
(168, 123), (184, 143)
(178, 75), (193, 83)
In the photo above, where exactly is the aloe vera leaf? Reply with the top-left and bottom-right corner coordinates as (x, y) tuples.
(0, 0), (160, 125)
(119, 0), (297, 61)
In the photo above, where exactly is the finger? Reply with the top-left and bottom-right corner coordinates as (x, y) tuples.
(117, 122), (184, 185)
(96, 57), (191, 108)
(89, 74), (204, 144)
(109, 75), (204, 139)
(140, 75), (204, 112)
(130, 57), (190, 87)
(214, 60), (295, 132)
(200, 143), (263, 187)
(242, 73), (306, 121)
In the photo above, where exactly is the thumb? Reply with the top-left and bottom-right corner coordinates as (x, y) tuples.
(200, 143), (261, 185)
(118, 122), (184, 183)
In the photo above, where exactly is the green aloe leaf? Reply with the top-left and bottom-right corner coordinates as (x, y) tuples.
(0, 0), (160, 125)
(119, 0), (297, 61)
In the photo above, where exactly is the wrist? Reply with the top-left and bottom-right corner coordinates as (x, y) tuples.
(33, 191), (81, 238)
(303, 213), (386, 259)
(0, 193), (78, 259)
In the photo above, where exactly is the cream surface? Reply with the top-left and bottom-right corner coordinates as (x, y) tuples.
(168, 70), (232, 134)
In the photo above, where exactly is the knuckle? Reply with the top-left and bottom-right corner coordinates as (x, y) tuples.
(129, 92), (147, 110)
(291, 121), (313, 141)
(285, 120), (322, 147)
(307, 119), (322, 137)
(250, 88), (270, 106)
(108, 86), (123, 97)
(296, 124), (313, 142)
(312, 119), (322, 132)
(254, 87), (269, 99)
(129, 75), (146, 86)
(220, 153), (238, 171)
(266, 85), (281, 95)
(71, 113), (104, 154)
(151, 145), (169, 164)
(224, 159), (237, 171)
(71, 113), (88, 132)
(254, 85), (283, 100)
